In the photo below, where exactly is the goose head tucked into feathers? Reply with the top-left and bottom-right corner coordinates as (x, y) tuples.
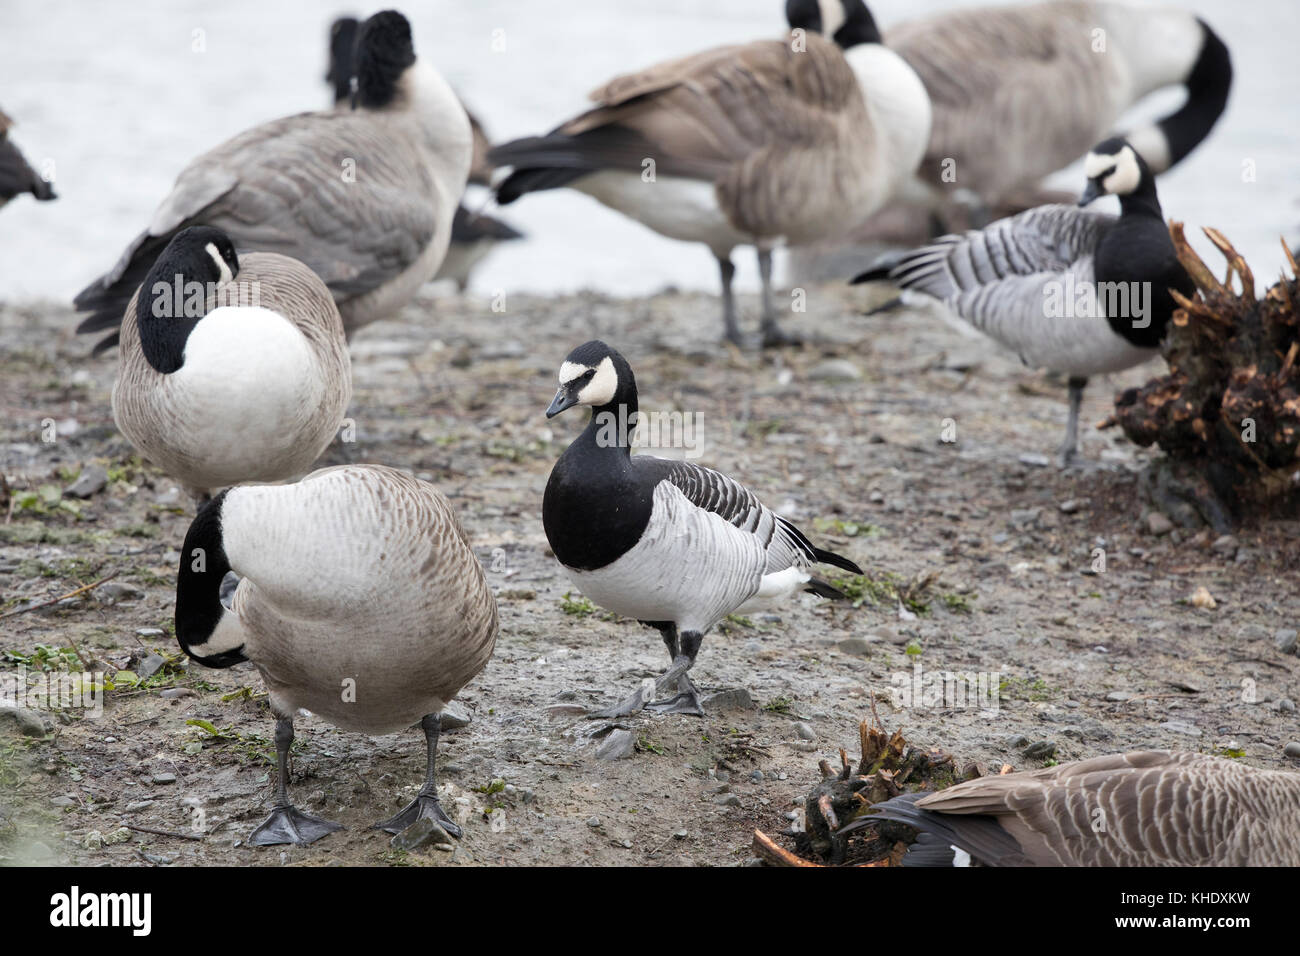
(546, 340), (638, 426)
(136, 226), (240, 375)
(354, 10), (417, 109)
(787, 0), (882, 48)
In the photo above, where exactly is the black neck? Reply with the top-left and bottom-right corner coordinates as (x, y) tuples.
(1117, 187), (1164, 221)
(1157, 19), (1232, 168)
(136, 241), (225, 374)
(577, 383), (640, 459)
(175, 491), (246, 667)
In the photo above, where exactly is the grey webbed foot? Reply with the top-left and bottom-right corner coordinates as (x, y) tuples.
(248, 804), (344, 846)
(644, 676), (706, 716)
(373, 791), (462, 838)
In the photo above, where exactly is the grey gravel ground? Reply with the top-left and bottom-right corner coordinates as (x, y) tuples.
(1, 281), (1298, 867)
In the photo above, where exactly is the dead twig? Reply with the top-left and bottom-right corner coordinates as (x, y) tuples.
(752, 829), (820, 867)
(0, 573), (118, 620)
(123, 823), (203, 841)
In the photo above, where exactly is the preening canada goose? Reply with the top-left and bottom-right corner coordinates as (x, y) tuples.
(325, 13), (517, 291)
(175, 464), (499, 845)
(881, 0), (1232, 215)
(543, 340), (863, 717)
(853, 137), (1192, 464)
(491, 0), (931, 347)
(75, 9), (471, 352)
(111, 226), (351, 500)
(861, 750), (1300, 866)
(0, 109), (56, 209)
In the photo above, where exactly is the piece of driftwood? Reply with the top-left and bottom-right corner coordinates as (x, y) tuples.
(1103, 225), (1299, 528)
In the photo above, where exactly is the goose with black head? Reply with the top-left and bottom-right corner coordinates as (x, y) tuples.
(853, 138), (1193, 464)
(543, 340), (863, 717)
(112, 225), (351, 501)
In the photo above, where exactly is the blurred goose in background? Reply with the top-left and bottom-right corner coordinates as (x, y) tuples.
(112, 226), (351, 500)
(853, 138), (1192, 465)
(0, 109), (56, 209)
(491, 0), (931, 347)
(543, 340), (863, 717)
(175, 465), (498, 845)
(75, 9), (471, 352)
(879, 0), (1232, 224)
(325, 14), (522, 293)
(861, 750), (1300, 866)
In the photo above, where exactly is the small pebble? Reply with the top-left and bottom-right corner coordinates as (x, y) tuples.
(1284, 742), (1300, 759)
(1004, 734), (1029, 748)
(749, 770), (763, 783)
(794, 722), (817, 741)
(586, 816), (601, 828)
(1275, 629), (1298, 655)
(1023, 740), (1056, 759)
(152, 772), (177, 785)
(1146, 512), (1174, 536)
(159, 688), (195, 700)
(1058, 499), (1082, 514)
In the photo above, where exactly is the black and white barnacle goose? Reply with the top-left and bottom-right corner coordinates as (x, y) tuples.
(853, 137), (1194, 464)
(111, 226), (351, 501)
(878, 0), (1232, 219)
(542, 340), (863, 717)
(0, 108), (56, 209)
(175, 465), (499, 845)
(490, 0), (930, 347)
(858, 750), (1300, 867)
(75, 9), (471, 352)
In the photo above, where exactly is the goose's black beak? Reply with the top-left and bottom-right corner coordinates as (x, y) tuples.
(546, 388), (575, 418)
(1078, 181), (1103, 206)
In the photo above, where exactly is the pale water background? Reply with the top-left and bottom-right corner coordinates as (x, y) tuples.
(0, 0), (1296, 303)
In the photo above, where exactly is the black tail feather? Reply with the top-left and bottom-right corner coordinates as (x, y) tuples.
(803, 577), (848, 601)
(812, 547), (863, 576)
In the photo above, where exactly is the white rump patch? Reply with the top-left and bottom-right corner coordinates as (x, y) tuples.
(205, 242), (233, 285)
(952, 846), (971, 867)
(576, 356), (617, 407)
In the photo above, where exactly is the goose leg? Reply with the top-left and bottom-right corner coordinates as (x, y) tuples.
(1059, 376), (1088, 466)
(717, 254), (741, 346)
(248, 716), (344, 846)
(372, 712), (462, 838)
(589, 627), (706, 718)
(758, 247), (800, 348)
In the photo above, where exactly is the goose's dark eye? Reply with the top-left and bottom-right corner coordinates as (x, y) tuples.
(1099, 166), (1116, 179)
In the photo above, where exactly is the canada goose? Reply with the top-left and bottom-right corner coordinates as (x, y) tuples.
(0, 109), (56, 209)
(325, 15), (520, 291)
(175, 464), (499, 845)
(860, 750), (1300, 866)
(75, 9), (471, 352)
(491, 0), (931, 347)
(543, 340), (863, 716)
(879, 1), (1232, 217)
(852, 137), (1192, 464)
(111, 226), (351, 500)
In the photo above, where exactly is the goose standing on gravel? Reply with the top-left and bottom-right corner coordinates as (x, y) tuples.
(75, 9), (471, 352)
(879, 1), (1231, 219)
(860, 750), (1300, 866)
(853, 138), (1193, 464)
(543, 340), (863, 716)
(175, 464), (499, 845)
(490, 0), (931, 347)
(112, 226), (351, 500)
(325, 15), (521, 292)
(0, 109), (56, 209)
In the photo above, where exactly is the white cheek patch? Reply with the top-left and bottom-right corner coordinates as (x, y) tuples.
(576, 356), (617, 407)
(1083, 152), (1115, 179)
(1102, 147), (1141, 196)
(558, 360), (590, 386)
(205, 242), (234, 285)
(817, 0), (846, 36)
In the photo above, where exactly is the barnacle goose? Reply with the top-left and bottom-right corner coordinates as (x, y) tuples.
(0, 109), (56, 209)
(542, 340), (863, 717)
(860, 750), (1300, 866)
(75, 10), (471, 352)
(175, 465), (499, 845)
(880, 0), (1232, 219)
(110, 226), (351, 501)
(853, 137), (1194, 464)
(490, 0), (930, 347)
